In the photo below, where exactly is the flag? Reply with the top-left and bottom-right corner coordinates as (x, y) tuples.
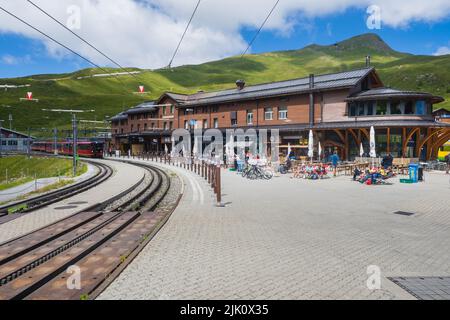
(27, 92), (33, 100)
(139, 86), (145, 93)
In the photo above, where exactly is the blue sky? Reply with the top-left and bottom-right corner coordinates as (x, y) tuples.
(0, 2), (449, 79)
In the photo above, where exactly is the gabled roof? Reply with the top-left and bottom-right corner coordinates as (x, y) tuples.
(167, 67), (377, 107)
(347, 88), (444, 104)
(125, 101), (158, 115)
(0, 127), (34, 139)
(110, 112), (128, 122)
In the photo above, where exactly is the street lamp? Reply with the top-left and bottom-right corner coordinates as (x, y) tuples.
(42, 109), (95, 176)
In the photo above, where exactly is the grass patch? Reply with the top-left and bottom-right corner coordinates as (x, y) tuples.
(0, 156), (87, 191)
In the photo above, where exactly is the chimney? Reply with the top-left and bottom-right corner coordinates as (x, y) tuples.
(309, 74), (315, 89)
(236, 80), (246, 90)
(366, 55), (371, 67)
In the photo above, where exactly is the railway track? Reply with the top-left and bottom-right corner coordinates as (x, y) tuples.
(0, 161), (178, 300)
(0, 161), (114, 225)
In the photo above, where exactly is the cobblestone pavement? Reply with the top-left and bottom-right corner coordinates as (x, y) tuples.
(0, 160), (146, 244)
(95, 161), (449, 299)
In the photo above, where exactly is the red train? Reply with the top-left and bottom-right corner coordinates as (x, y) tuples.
(31, 141), (104, 158)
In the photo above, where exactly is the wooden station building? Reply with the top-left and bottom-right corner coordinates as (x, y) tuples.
(111, 67), (450, 161)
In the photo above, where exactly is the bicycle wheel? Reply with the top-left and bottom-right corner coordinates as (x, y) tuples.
(264, 170), (274, 180)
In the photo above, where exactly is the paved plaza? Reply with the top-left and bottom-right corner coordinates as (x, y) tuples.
(99, 161), (450, 300)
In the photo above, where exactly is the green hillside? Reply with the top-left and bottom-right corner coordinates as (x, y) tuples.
(1, 33), (449, 137)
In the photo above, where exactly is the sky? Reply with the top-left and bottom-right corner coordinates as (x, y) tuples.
(0, 0), (449, 78)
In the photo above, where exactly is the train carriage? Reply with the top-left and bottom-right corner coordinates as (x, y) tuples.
(31, 141), (104, 158)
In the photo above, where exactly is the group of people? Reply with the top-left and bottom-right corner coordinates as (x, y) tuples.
(292, 163), (330, 180)
(353, 166), (395, 185)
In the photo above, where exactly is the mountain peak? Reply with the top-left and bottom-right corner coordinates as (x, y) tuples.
(332, 33), (394, 53)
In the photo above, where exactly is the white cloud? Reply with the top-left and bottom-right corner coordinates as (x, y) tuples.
(433, 46), (450, 56)
(0, 0), (449, 69)
(1, 54), (32, 65)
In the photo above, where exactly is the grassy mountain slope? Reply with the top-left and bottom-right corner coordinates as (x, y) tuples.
(1, 33), (449, 136)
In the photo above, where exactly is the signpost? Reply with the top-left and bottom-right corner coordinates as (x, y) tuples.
(20, 92), (39, 102)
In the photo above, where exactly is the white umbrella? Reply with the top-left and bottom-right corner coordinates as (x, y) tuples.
(360, 143), (364, 158)
(318, 142), (322, 161)
(287, 143), (292, 159)
(170, 136), (175, 157)
(369, 126), (376, 158)
(226, 133), (234, 159)
(193, 138), (199, 159)
(308, 130), (314, 159)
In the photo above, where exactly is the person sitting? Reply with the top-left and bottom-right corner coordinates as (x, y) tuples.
(381, 153), (394, 170)
(353, 167), (362, 181)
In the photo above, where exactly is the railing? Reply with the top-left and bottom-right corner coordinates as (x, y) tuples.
(112, 151), (223, 206)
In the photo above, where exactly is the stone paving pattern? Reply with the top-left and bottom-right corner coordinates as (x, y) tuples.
(99, 160), (450, 300)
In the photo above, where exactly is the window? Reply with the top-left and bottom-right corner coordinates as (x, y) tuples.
(279, 107), (288, 120)
(137, 124), (141, 132)
(405, 101), (414, 114)
(247, 110), (254, 124)
(213, 118), (219, 129)
(169, 122), (173, 130)
(376, 101), (388, 115)
(357, 104), (365, 116)
(151, 123), (155, 130)
(349, 103), (357, 117)
(212, 106), (219, 113)
(184, 120), (189, 129)
(170, 105), (174, 114)
(231, 111), (238, 126)
(163, 122), (168, 130)
(367, 102), (374, 115)
(163, 106), (166, 115)
(264, 107), (273, 120)
(202, 107), (208, 113)
(144, 123), (148, 131)
(131, 124), (134, 132)
(416, 100), (426, 115)
(390, 101), (402, 115)
(203, 119), (208, 129)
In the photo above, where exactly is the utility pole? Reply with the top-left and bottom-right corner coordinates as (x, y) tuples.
(27, 127), (31, 159)
(54, 128), (58, 155)
(0, 120), (4, 158)
(72, 114), (78, 176)
(42, 109), (94, 178)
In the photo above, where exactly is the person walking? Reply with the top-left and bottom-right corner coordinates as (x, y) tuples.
(331, 152), (340, 177)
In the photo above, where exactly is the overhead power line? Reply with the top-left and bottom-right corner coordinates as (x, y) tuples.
(241, 0), (280, 57)
(167, 0), (202, 68)
(26, 0), (145, 84)
(0, 4), (132, 96)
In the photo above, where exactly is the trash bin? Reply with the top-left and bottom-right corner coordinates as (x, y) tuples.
(409, 164), (419, 183)
(237, 160), (245, 173)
